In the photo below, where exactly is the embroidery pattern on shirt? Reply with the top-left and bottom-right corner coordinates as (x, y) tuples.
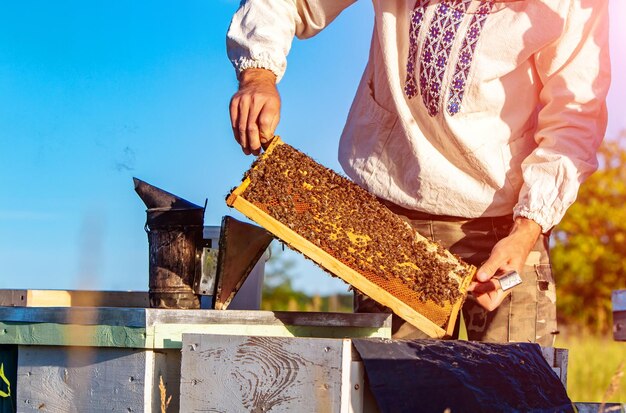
(404, 0), (431, 99)
(419, 0), (470, 116)
(404, 0), (494, 117)
(447, 1), (493, 115)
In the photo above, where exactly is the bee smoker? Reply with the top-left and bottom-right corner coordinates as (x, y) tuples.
(134, 178), (204, 309)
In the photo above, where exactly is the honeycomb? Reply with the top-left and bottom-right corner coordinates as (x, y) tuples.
(229, 139), (474, 329)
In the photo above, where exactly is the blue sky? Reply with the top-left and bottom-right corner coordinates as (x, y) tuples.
(1, 1), (624, 295)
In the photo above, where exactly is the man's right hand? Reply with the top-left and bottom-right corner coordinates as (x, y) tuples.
(229, 68), (281, 155)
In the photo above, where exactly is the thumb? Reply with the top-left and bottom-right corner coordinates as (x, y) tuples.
(476, 255), (502, 282)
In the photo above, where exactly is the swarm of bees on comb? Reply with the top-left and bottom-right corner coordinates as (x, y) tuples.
(230, 140), (474, 327)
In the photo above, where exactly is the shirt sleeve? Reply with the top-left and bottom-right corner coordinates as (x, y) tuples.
(513, 0), (611, 233)
(226, 0), (357, 82)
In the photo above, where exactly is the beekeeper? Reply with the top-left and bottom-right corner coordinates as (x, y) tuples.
(226, 0), (610, 345)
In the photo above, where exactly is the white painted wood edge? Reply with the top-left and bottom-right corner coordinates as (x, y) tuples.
(144, 350), (155, 413)
(348, 361), (365, 413)
(340, 339), (352, 413)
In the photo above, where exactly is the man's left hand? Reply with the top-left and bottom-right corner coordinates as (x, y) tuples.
(467, 217), (542, 311)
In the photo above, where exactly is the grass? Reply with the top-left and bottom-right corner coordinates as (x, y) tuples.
(556, 333), (626, 403)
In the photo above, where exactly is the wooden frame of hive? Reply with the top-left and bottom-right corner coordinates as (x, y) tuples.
(226, 138), (475, 338)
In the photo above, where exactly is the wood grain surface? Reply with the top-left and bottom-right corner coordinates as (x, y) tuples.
(181, 334), (350, 413)
(16, 346), (147, 413)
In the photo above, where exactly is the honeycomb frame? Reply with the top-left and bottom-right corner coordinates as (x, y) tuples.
(226, 137), (475, 338)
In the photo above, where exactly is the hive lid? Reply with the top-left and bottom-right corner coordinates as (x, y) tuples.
(214, 216), (273, 310)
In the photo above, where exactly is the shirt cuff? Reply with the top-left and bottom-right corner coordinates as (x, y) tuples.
(232, 56), (285, 83)
(512, 205), (553, 234)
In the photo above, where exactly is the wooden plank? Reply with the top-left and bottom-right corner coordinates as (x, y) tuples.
(145, 309), (392, 329)
(341, 338), (354, 413)
(28, 290), (149, 308)
(0, 322), (370, 349)
(347, 348), (380, 413)
(554, 348), (568, 388)
(180, 334), (350, 412)
(0, 322), (148, 348)
(0, 307), (391, 330)
(0, 289), (149, 308)
(16, 346), (147, 412)
(0, 290), (27, 307)
(14, 346), (181, 413)
(0, 321), (386, 349)
(152, 324), (389, 349)
(348, 361), (365, 413)
(0, 307), (147, 327)
(0, 309), (391, 348)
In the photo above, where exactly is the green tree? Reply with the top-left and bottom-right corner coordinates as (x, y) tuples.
(261, 243), (313, 311)
(261, 243), (352, 312)
(552, 133), (626, 333)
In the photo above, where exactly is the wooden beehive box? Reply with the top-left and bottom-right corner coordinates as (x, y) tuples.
(227, 138), (475, 338)
(180, 334), (367, 413)
(0, 289), (391, 413)
(180, 334), (574, 413)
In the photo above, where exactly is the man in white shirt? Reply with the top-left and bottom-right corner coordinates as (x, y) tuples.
(226, 0), (610, 345)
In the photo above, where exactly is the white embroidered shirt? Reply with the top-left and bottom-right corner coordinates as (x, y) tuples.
(227, 0), (610, 232)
